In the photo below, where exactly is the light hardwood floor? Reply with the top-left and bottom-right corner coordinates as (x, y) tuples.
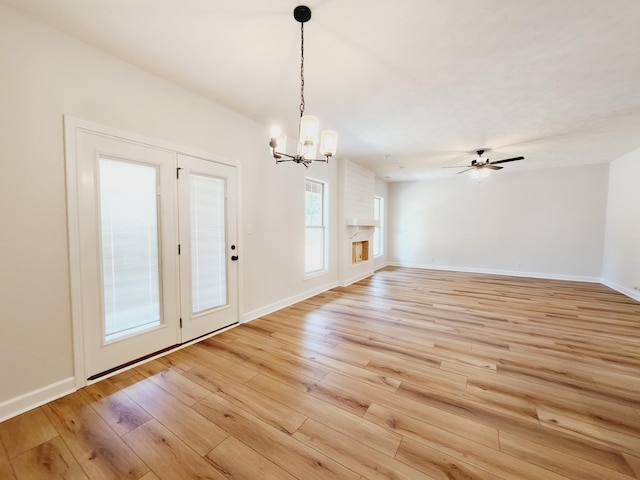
(2, 267), (640, 479)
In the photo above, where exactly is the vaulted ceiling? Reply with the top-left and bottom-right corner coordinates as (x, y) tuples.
(4, 0), (640, 180)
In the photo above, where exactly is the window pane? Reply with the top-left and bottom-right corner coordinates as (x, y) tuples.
(191, 174), (227, 314)
(305, 227), (324, 273)
(373, 227), (381, 256)
(373, 196), (384, 257)
(305, 179), (327, 274)
(99, 158), (161, 342)
(305, 180), (323, 226)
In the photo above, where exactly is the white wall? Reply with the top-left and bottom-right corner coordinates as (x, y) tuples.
(602, 147), (640, 301)
(0, 4), (339, 417)
(388, 164), (609, 280)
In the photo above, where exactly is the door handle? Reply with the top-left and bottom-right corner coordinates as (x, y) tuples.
(231, 255), (239, 261)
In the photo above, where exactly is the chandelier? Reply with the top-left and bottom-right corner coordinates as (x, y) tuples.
(269, 5), (338, 167)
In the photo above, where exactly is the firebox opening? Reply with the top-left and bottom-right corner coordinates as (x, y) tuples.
(352, 241), (369, 264)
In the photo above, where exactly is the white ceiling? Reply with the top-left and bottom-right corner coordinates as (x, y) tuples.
(4, 0), (640, 181)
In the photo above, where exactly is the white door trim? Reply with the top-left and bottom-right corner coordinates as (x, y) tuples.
(64, 115), (242, 388)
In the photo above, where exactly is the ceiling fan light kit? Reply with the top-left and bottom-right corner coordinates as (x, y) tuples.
(269, 5), (338, 168)
(470, 167), (491, 179)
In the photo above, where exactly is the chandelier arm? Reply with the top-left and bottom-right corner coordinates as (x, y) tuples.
(273, 153), (330, 164)
(273, 151), (297, 160)
(277, 157), (309, 168)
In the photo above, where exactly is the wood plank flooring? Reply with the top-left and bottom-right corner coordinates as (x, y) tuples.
(2, 267), (640, 479)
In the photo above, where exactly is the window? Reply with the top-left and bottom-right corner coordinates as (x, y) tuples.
(373, 195), (384, 257)
(305, 179), (328, 274)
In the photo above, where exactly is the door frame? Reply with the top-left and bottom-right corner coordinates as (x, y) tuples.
(64, 116), (242, 388)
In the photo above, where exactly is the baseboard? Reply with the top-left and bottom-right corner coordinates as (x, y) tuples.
(374, 261), (392, 272)
(0, 377), (75, 423)
(341, 270), (375, 287)
(389, 262), (601, 283)
(242, 280), (341, 323)
(601, 279), (640, 303)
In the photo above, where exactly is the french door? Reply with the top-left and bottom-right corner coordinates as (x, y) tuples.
(177, 154), (238, 341)
(72, 126), (238, 379)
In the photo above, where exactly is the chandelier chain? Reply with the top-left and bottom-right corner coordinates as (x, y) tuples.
(299, 21), (305, 118)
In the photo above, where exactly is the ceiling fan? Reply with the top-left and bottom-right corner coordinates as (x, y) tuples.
(446, 150), (525, 176)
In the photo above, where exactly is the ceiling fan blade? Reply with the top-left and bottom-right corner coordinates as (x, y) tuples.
(487, 165), (503, 170)
(456, 168), (474, 174)
(489, 156), (524, 165)
(443, 165), (472, 168)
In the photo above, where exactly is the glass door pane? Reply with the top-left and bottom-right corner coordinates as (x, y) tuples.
(99, 158), (161, 342)
(190, 174), (227, 314)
